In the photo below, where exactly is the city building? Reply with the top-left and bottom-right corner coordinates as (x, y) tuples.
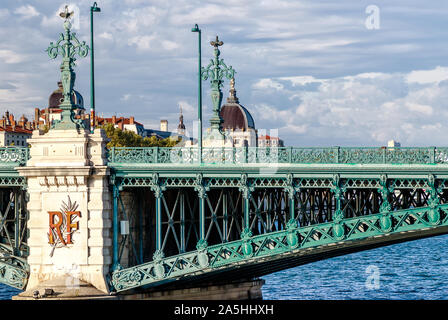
(96, 115), (145, 136)
(35, 81), (88, 128)
(388, 140), (401, 148)
(258, 134), (284, 147)
(0, 111), (33, 147)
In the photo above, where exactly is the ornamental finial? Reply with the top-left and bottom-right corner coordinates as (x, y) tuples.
(59, 5), (74, 21)
(210, 35), (223, 48)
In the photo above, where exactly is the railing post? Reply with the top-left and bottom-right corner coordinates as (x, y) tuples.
(154, 146), (159, 163)
(288, 146), (292, 163)
(244, 145), (248, 163)
(335, 146), (340, 164)
(111, 147), (115, 163)
(431, 146), (436, 164)
(383, 147), (386, 164)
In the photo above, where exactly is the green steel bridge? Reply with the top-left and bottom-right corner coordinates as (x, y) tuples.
(3, 145), (448, 293)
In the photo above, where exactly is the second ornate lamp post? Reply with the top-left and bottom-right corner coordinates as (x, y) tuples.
(90, 2), (101, 133)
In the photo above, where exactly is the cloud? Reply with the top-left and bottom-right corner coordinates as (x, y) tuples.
(406, 66), (448, 85)
(0, 50), (25, 64)
(252, 79), (284, 91)
(14, 5), (39, 19)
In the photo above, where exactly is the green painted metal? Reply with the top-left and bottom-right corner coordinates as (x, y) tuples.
(90, 2), (101, 133)
(107, 146), (448, 166)
(191, 24), (202, 164)
(0, 260), (28, 290)
(46, 6), (89, 130)
(110, 203), (448, 292)
(0, 147), (29, 168)
(112, 183), (120, 271)
(0, 188), (29, 290)
(201, 35), (235, 133)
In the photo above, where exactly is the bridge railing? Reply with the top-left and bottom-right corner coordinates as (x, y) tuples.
(107, 146), (448, 165)
(0, 147), (29, 167)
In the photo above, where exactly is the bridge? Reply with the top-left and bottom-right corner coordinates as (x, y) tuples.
(3, 145), (448, 296)
(3, 6), (448, 300)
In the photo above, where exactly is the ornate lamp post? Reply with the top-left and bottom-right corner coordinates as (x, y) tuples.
(46, 6), (89, 130)
(201, 35), (235, 141)
(191, 24), (202, 163)
(90, 2), (101, 133)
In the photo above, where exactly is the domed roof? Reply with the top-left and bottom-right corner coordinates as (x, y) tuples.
(220, 78), (255, 131)
(49, 81), (84, 109)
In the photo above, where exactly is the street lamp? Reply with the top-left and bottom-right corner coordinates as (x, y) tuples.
(90, 2), (101, 133)
(191, 24), (202, 164)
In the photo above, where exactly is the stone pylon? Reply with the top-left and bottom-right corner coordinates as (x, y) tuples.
(17, 128), (112, 293)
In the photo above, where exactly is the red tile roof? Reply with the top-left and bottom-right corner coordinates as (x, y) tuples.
(0, 126), (33, 134)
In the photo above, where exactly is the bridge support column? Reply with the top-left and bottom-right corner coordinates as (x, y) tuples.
(330, 174), (346, 240)
(17, 128), (112, 294)
(378, 175), (393, 232)
(194, 174), (209, 254)
(150, 174), (166, 267)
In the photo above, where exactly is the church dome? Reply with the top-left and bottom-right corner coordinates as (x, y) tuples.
(220, 79), (255, 131)
(48, 81), (84, 109)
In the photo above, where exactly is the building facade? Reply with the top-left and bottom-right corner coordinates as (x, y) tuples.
(0, 111), (33, 147)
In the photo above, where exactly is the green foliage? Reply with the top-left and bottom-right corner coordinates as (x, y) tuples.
(100, 123), (180, 148)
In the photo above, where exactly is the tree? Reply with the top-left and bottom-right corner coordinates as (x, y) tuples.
(100, 123), (180, 148)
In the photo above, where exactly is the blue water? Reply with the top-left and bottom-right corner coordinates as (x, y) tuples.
(2, 234), (448, 300)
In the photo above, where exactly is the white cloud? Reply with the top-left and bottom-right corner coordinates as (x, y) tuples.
(14, 5), (39, 19)
(406, 66), (448, 85)
(0, 50), (25, 64)
(99, 32), (113, 40)
(252, 78), (284, 91)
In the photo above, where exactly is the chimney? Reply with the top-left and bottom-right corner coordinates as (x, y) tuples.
(34, 108), (40, 123)
(118, 121), (123, 130)
(112, 115), (116, 124)
(160, 120), (168, 132)
(130, 116), (135, 125)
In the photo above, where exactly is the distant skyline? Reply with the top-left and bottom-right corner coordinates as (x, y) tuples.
(0, 0), (448, 146)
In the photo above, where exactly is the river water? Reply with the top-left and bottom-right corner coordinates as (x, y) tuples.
(2, 234), (448, 300)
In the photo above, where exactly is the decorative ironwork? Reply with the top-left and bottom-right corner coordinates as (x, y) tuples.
(110, 204), (448, 292)
(46, 5), (89, 130)
(108, 146), (448, 165)
(0, 147), (29, 167)
(201, 35), (235, 131)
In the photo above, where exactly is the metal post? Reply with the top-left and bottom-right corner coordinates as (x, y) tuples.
(138, 190), (143, 264)
(289, 193), (295, 221)
(199, 194), (205, 241)
(14, 190), (19, 255)
(244, 196), (250, 230)
(180, 191), (185, 253)
(192, 24), (202, 164)
(90, 2), (101, 133)
(155, 192), (162, 251)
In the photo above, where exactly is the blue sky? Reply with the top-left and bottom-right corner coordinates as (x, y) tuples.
(1, 0), (448, 146)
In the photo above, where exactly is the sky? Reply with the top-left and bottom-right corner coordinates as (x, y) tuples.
(0, 0), (448, 147)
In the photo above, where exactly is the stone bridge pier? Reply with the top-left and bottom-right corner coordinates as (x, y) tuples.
(16, 127), (113, 296)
